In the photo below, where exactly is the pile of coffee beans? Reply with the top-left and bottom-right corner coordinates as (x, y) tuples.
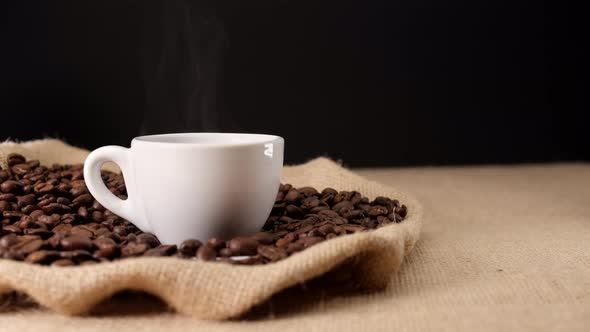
(0, 154), (407, 266)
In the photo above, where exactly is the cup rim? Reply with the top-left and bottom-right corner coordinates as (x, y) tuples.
(132, 132), (283, 148)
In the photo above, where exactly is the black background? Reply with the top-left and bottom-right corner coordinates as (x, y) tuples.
(0, 1), (587, 167)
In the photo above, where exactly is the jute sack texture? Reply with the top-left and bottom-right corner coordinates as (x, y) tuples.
(0, 139), (422, 320)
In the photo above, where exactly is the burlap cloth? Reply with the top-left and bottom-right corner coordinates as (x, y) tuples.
(1, 140), (589, 331)
(0, 140), (423, 321)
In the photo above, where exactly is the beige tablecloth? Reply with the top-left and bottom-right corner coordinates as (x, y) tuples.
(1, 163), (589, 331)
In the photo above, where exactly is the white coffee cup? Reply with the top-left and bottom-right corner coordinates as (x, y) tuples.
(83, 133), (284, 245)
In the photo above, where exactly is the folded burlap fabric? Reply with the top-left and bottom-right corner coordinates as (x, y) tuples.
(0, 139), (422, 320)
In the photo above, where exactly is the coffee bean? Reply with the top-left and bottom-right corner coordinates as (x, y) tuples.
(121, 242), (149, 257)
(196, 245), (217, 261)
(3, 224), (22, 235)
(17, 194), (36, 208)
(206, 237), (225, 250)
(0, 194), (15, 201)
(250, 232), (275, 245)
(71, 226), (93, 238)
(112, 225), (127, 237)
(227, 236), (259, 256)
(284, 189), (299, 203)
(7, 153), (26, 166)
(60, 235), (94, 251)
(396, 205), (408, 218)
(286, 242), (304, 254)
(0, 201), (10, 214)
(27, 160), (40, 168)
(70, 186), (89, 198)
(14, 239), (45, 254)
(0, 234), (19, 248)
(297, 236), (324, 248)
(73, 193), (93, 206)
(219, 247), (233, 257)
(275, 232), (297, 248)
(3, 251), (25, 260)
(178, 239), (202, 256)
(136, 233), (160, 248)
(368, 205), (388, 217)
(144, 245), (177, 256)
(25, 250), (61, 264)
(285, 204), (305, 218)
(60, 250), (93, 263)
(3, 211), (24, 220)
(52, 258), (75, 266)
(279, 183), (292, 192)
(94, 237), (119, 258)
(33, 183), (54, 195)
(257, 245), (287, 261)
(1, 180), (21, 193)
(90, 210), (103, 222)
(300, 196), (320, 210)
(24, 229), (54, 239)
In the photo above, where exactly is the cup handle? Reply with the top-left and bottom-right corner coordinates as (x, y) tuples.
(83, 146), (150, 232)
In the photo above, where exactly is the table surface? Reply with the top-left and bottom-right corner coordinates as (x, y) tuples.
(1, 163), (589, 332)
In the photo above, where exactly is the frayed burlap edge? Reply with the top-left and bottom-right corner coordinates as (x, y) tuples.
(0, 139), (422, 320)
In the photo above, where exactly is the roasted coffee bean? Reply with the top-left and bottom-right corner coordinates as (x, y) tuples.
(284, 189), (299, 203)
(33, 183), (54, 194)
(112, 225), (127, 237)
(3, 211), (24, 220)
(227, 236), (259, 256)
(70, 186), (89, 198)
(17, 194), (36, 208)
(300, 196), (320, 210)
(250, 232), (275, 245)
(0, 201), (10, 213)
(1, 180), (21, 193)
(0, 234), (19, 248)
(196, 245), (217, 261)
(0, 193), (15, 201)
(25, 250), (60, 264)
(90, 210), (104, 222)
(257, 245), (287, 261)
(94, 237), (119, 258)
(219, 247), (233, 257)
(276, 232), (297, 248)
(71, 226), (93, 238)
(24, 229), (53, 239)
(396, 205), (408, 218)
(206, 237), (225, 250)
(60, 235), (94, 251)
(368, 205), (388, 217)
(7, 153), (26, 166)
(15, 239), (45, 254)
(3, 224), (23, 235)
(179, 239), (202, 256)
(286, 242), (304, 254)
(26, 160), (40, 168)
(279, 183), (292, 192)
(144, 245), (177, 256)
(285, 204), (305, 218)
(297, 236), (324, 248)
(137, 233), (160, 248)
(121, 242), (149, 257)
(73, 193), (93, 206)
(21, 204), (39, 214)
(52, 258), (75, 266)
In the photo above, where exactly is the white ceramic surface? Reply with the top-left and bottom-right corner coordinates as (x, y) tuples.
(83, 133), (284, 245)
